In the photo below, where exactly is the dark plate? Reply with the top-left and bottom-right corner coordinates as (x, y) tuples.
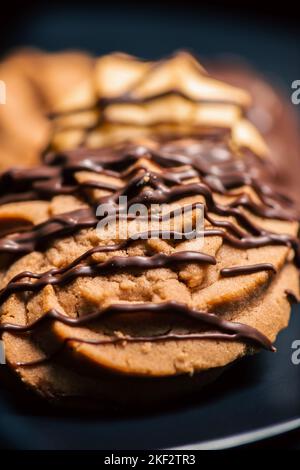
(0, 1), (300, 449)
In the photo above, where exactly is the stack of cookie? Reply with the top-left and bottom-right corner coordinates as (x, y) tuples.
(0, 52), (299, 407)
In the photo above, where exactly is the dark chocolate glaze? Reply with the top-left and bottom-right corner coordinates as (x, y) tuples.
(221, 263), (276, 277)
(0, 251), (215, 305)
(4, 301), (275, 368)
(0, 146), (298, 257)
(0, 136), (299, 359)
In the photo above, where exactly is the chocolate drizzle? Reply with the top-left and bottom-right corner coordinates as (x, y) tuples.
(0, 136), (299, 363)
(221, 263), (276, 277)
(5, 301), (275, 368)
(0, 145), (299, 254)
(0, 251), (215, 305)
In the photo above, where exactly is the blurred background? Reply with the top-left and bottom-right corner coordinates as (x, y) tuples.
(1, 0), (300, 87)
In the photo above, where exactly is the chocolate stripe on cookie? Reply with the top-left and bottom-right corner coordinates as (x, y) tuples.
(221, 263), (276, 277)
(2, 302), (275, 369)
(0, 251), (216, 305)
(0, 146), (299, 260)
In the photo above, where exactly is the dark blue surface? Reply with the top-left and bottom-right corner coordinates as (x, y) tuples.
(3, 3), (300, 94)
(0, 4), (299, 449)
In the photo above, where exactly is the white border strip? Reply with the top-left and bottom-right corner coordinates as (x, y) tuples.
(171, 418), (300, 449)
(0, 339), (5, 364)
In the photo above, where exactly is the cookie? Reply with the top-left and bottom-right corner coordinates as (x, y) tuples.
(0, 49), (94, 169)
